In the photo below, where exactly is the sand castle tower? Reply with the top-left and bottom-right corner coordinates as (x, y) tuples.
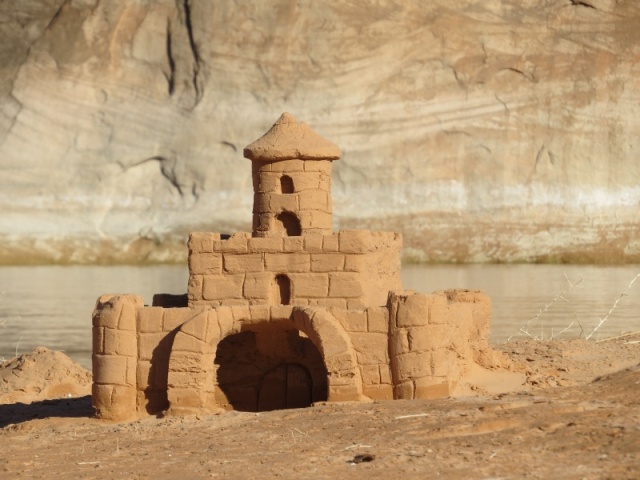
(245, 112), (340, 238)
(184, 113), (401, 309)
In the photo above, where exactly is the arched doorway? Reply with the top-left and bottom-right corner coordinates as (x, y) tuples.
(214, 327), (327, 412)
(167, 307), (364, 414)
(276, 211), (301, 236)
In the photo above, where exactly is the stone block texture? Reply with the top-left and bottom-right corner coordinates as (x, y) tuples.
(387, 290), (490, 400)
(187, 231), (402, 309)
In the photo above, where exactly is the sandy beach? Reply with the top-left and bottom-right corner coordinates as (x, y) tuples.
(1, 338), (639, 479)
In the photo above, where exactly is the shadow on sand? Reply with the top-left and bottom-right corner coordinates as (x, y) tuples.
(0, 395), (93, 428)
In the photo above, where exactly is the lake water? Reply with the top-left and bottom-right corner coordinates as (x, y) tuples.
(1, 264), (639, 369)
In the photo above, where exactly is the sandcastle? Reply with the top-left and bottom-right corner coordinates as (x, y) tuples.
(92, 113), (493, 421)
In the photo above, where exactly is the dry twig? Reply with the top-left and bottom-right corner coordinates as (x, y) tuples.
(508, 273), (583, 341)
(585, 273), (640, 340)
(395, 413), (430, 420)
(595, 330), (640, 344)
(344, 444), (373, 450)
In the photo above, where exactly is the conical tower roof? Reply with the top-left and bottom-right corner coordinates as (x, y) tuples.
(244, 113), (341, 161)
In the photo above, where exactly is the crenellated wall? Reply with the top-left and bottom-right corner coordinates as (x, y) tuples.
(92, 288), (492, 420)
(187, 230), (402, 309)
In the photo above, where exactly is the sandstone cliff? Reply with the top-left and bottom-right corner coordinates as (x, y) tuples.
(1, 0), (638, 263)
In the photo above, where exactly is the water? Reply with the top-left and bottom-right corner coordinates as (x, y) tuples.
(1, 265), (638, 369)
(403, 264), (640, 343)
(0, 266), (188, 369)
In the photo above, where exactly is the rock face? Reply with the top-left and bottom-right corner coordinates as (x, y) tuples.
(1, 0), (639, 263)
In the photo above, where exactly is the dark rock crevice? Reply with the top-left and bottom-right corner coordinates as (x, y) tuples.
(178, 0), (203, 107)
(117, 156), (185, 198)
(494, 94), (509, 114)
(165, 21), (176, 96)
(500, 67), (536, 83)
(43, 0), (69, 33)
(570, 0), (597, 10)
(157, 155), (185, 197)
(570, 0), (597, 9)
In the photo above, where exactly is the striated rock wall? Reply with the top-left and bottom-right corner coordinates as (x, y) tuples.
(1, 0), (639, 263)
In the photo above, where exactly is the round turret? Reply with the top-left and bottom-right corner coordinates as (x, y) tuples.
(244, 113), (341, 237)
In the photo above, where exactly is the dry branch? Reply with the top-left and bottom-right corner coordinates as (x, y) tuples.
(508, 273), (583, 341)
(585, 273), (640, 340)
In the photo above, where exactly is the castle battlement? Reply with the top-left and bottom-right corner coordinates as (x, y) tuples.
(187, 230), (402, 309)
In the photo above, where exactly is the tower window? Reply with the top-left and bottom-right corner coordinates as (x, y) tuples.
(276, 211), (301, 236)
(272, 274), (291, 305)
(280, 175), (294, 194)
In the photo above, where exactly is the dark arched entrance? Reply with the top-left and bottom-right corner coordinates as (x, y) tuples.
(214, 326), (328, 412)
(167, 307), (363, 415)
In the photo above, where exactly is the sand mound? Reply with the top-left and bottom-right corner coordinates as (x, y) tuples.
(453, 337), (640, 396)
(496, 338), (640, 387)
(0, 347), (92, 404)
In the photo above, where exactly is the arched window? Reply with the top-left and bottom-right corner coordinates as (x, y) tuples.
(272, 274), (291, 305)
(276, 211), (301, 236)
(280, 175), (294, 194)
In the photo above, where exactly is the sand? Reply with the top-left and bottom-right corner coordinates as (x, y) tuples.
(1, 338), (639, 479)
(0, 347), (92, 405)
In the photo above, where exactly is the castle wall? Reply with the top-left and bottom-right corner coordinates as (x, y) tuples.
(93, 295), (204, 419)
(357, 232), (403, 307)
(166, 305), (366, 415)
(93, 300), (395, 417)
(94, 299), (367, 418)
(92, 289), (491, 420)
(134, 305), (203, 415)
(330, 306), (395, 400)
(187, 230), (402, 309)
